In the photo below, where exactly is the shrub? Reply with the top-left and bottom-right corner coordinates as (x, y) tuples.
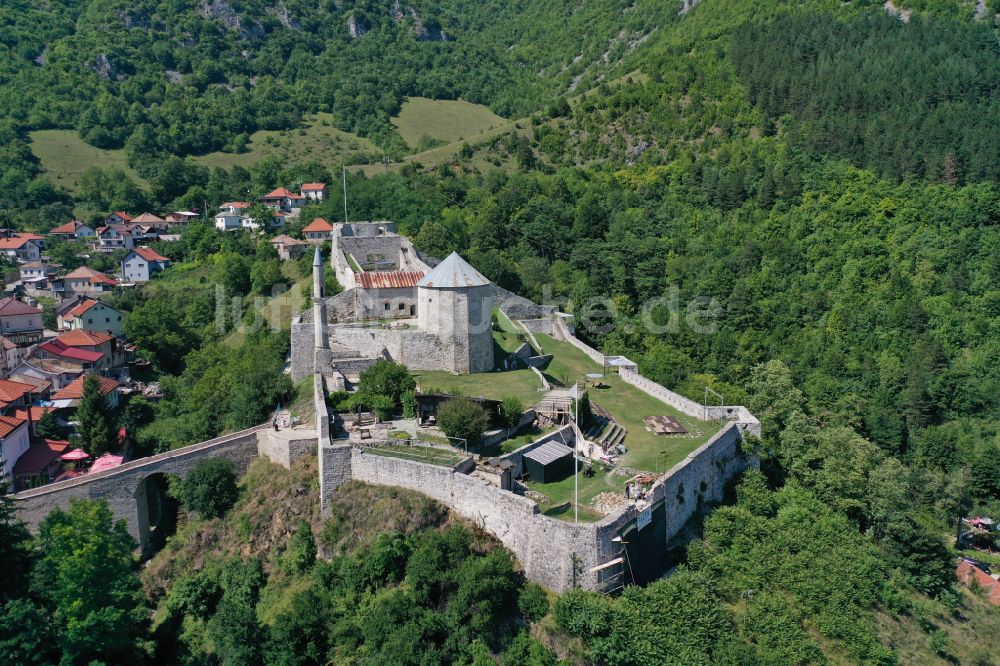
(174, 459), (239, 519)
(500, 395), (524, 434)
(282, 520), (316, 574)
(518, 582), (549, 622)
(438, 399), (489, 449)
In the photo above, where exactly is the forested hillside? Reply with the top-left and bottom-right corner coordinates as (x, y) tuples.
(2, 0), (1000, 663)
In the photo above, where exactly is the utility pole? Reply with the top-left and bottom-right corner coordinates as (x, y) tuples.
(342, 165), (348, 224)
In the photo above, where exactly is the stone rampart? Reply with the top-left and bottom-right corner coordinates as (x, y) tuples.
(517, 318), (555, 335)
(349, 448), (597, 590)
(15, 426), (268, 552)
(619, 368), (760, 435)
(259, 430), (315, 468)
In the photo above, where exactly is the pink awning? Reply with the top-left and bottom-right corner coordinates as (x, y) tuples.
(60, 448), (90, 461)
(88, 454), (123, 473)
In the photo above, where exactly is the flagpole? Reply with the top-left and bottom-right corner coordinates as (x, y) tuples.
(574, 382), (579, 524)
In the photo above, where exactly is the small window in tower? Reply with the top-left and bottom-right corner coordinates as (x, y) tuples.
(384, 302), (390, 310)
(398, 303), (405, 310)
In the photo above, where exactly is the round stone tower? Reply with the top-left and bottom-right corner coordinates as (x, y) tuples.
(416, 252), (494, 373)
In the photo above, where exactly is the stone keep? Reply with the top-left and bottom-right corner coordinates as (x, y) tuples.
(416, 252), (494, 373)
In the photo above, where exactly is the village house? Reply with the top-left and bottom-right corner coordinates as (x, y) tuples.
(12, 437), (69, 490)
(0, 297), (43, 347)
(121, 246), (171, 283)
(56, 266), (118, 297)
(33, 329), (127, 373)
(49, 220), (96, 240)
(10, 357), (81, 391)
(18, 262), (61, 282)
(95, 224), (143, 251)
(302, 217), (333, 244)
(51, 374), (121, 410)
(105, 212), (132, 225)
(215, 212), (244, 231)
(33, 337), (106, 373)
(0, 236), (41, 262)
(0, 337), (22, 378)
(220, 201), (250, 215)
(260, 187), (305, 213)
(57, 297), (125, 337)
(300, 183), (327, 201)
(9, 373), (51, 397)
(0, 414), (30, 488)
(0, 378), (36, 414)
(166, 211), (199, 225)
(131, 212), (165, 226)
(271, 234), (309, 260)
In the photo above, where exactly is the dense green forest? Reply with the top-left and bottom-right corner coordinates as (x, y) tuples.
(1, 0), (1000, 663)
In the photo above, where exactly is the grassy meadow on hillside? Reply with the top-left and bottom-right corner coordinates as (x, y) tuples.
(391, 97), (508, 149)
(29, 129), (148, 191)
(30, 114), (378, 192)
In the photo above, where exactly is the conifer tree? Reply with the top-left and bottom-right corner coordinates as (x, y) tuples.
(75, 376), (116, 455)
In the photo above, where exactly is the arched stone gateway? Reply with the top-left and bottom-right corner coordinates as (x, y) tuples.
(135, 472), (179, 557)
(14, 425), (269, 555)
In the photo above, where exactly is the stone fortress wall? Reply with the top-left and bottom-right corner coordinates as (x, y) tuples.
(313, 298), (761, 592)
(321, 419), (752, 592)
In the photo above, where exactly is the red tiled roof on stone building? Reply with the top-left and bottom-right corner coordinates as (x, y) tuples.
(302, 218), (333, 233)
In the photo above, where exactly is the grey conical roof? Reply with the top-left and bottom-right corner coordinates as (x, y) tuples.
(417, 252), (490, 288)
(313, 246), (323, 266)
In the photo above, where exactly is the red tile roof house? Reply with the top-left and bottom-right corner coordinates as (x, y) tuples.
(105, 211), (132, 225)
(0, 414), (30, 489)
(957, 559), (1000, 606)
(0, 236), (41, 262)
(12, 438), (69, 490)
(121, 246), (171, 283)
(94, 223), (145, 252)
(56, 297), (125, 337)
(33, 330), (126, 373)
(0, 378), (36, 413)
(300, 182), (328, 201)
(303, 217), (333, 244)
(260, 187), (305, 213)
(56, 266), (118, 297)
(50, 220), (96, 240)
(0, 297), (43, 347)
(50, 374), (120, 409)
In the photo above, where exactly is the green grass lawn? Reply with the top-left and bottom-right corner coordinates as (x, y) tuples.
(365, 443), (468, 467)
(523, 466), (616, 523)
(29, 129), (148, 192)
(413, 366), (545, 405)
(535, 333), (722, 474)
(391, 97), (507, 149)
